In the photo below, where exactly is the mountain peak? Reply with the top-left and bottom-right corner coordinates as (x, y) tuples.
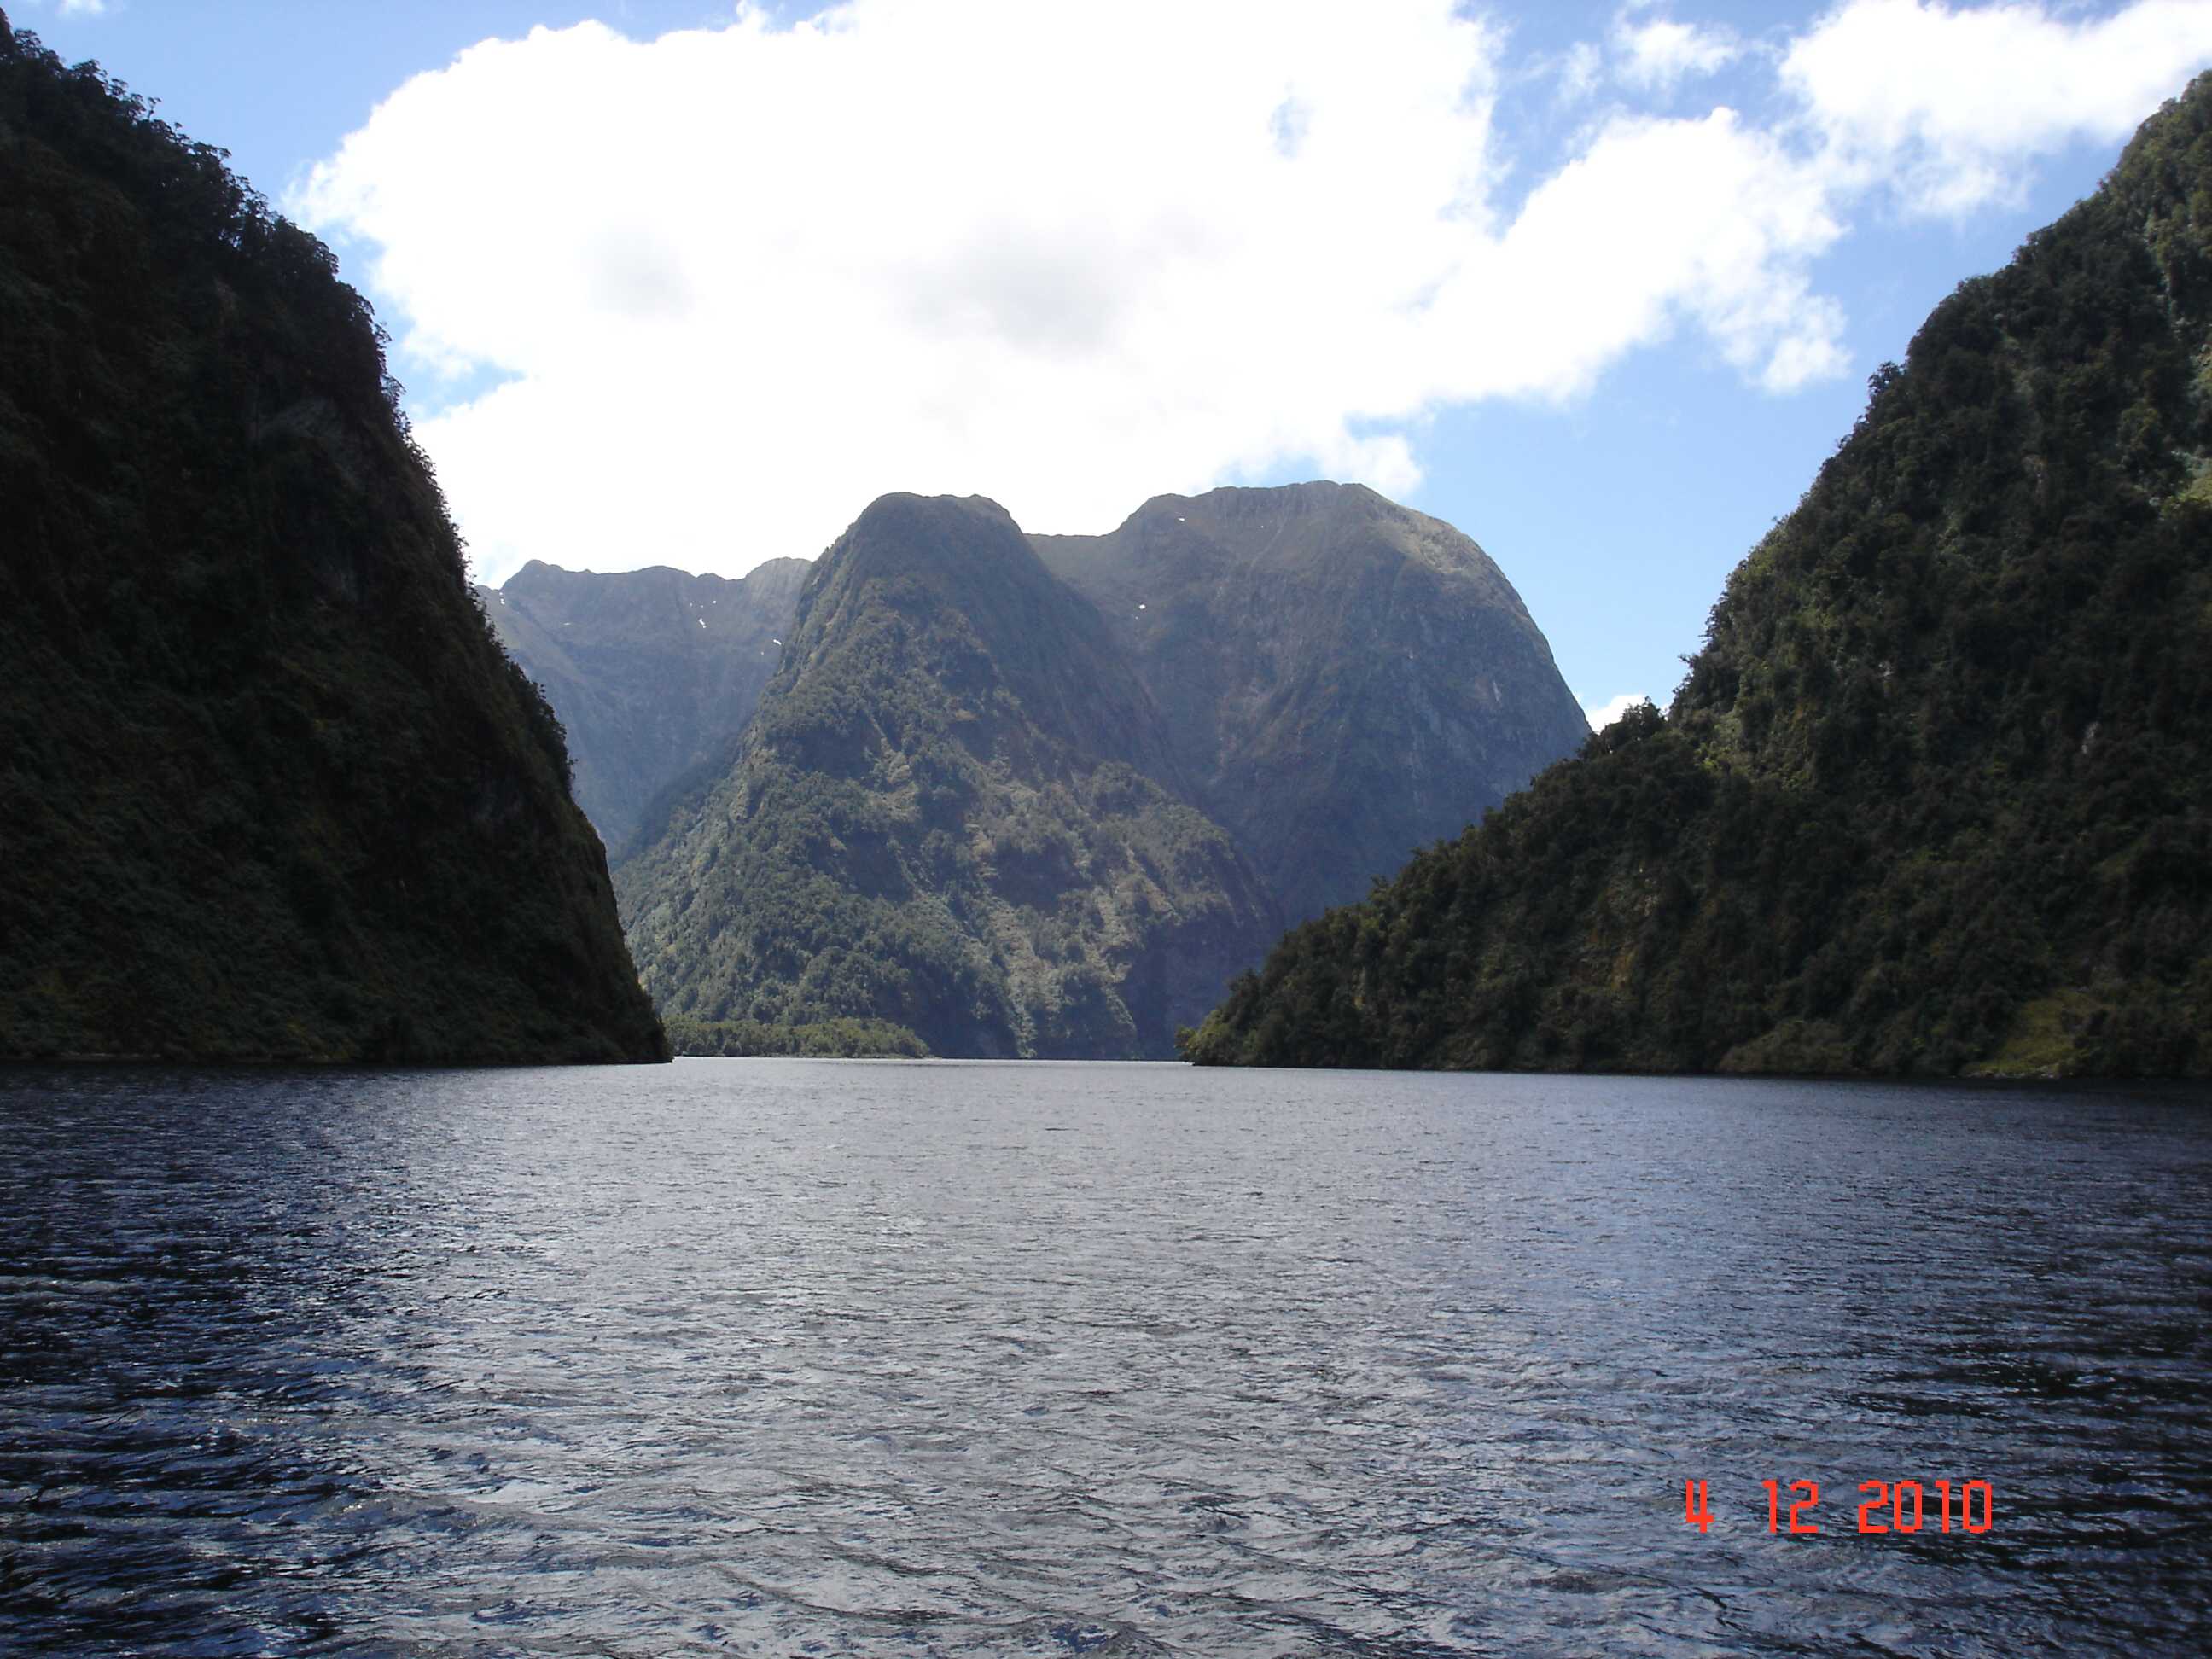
(618, 492), (1279, 1058)
(818, 492), (1033, 598)
(1128, 480), (1364, 522)
(1034, 482), (1586, 921)
(856, 490), (1020, 527)
(779, 485), (1189, 790)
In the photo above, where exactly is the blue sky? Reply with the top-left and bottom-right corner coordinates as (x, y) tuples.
(17, 1), (2212, 725)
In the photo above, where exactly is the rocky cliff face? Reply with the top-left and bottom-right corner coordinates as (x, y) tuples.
(0, 19), (666, 1063)
(1034, 482), (1591, 923)
(479, 558), (806, 859)
(1184, 79), (2212, 1078)
(616, 494), (1280, 1058)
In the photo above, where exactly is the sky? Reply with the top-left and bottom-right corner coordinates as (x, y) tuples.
(16, 1), (2212, 727)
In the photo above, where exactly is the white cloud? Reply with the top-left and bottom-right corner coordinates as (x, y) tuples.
(1585, 693), (1652, 730)
(1614, 15), (1743, 94)
(1475, 108), (1849, 395)
(57, 0), (109, 15)
(1785, 0), (2212, 214)
(293, 0), (2212, 584)
(1557, 40), (1605, 105)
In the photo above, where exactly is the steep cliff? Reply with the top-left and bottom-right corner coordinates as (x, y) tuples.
(1035, 482), (1591, 923)
(0, 20), (667, 1063)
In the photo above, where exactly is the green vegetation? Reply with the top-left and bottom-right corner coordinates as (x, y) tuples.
(0, 16), (667, 1063)
(618, 493), (1280, 1058)
(602, 481), (1589, 1061)
(1182, 78), (2212, 1079)
(663, 1015), (930, 1058)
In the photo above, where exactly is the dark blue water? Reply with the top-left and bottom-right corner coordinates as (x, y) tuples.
(1, 1062), (2206, 1656)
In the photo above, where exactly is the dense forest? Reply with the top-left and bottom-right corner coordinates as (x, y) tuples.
(0, 17), (667, 1062)
(661, 1016), (931, 1059)
(618, 493), (1281, 1059)
(1182, 76), (2212, 1078)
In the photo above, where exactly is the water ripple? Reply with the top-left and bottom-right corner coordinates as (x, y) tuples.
(1, 1062), (2207, 1655)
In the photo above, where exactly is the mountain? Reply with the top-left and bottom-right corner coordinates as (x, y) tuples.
(1182, 77), (2212, 1079)
(477, 558), (806, 859)
(0, 19), (666, 1063)
(616, 493), (1280, 1058)
(1033, 482), (1591, 924)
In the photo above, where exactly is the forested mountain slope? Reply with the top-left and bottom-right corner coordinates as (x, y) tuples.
(1184, 78), (2212, 1078)
(0, 18), (667, 1063)
(1033, 483), (1590, 924)
(616, 493), (1280, 1059)
(479, 558), (806, 858)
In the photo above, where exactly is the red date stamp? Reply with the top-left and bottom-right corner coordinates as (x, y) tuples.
(1683, 1478), (1993, 1534)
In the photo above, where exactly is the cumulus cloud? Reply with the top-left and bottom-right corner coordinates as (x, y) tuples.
(293, 0), (2212, 583)
(1586, 693), (1652, 731)
(1477, 108), (1849, 393)
(1614, 15), (1743, 93)
(56, 0), (109, 15)
(1785, 0), (2212, 214)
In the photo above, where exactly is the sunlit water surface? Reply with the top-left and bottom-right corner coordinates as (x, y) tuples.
(1, 1062), (2207, 1656)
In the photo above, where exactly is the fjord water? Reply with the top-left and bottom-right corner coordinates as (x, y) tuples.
(1, 1064), (2205, 1656)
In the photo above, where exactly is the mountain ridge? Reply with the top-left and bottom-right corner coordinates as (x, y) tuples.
(616, 492), (1282, 1058)
(1033, 480), (1590, 924)
(486, 480), (1595, 1054)
(478, 556), (807, 859)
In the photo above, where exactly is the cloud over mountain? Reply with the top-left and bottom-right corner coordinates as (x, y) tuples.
(294, 0), (2212, 584)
